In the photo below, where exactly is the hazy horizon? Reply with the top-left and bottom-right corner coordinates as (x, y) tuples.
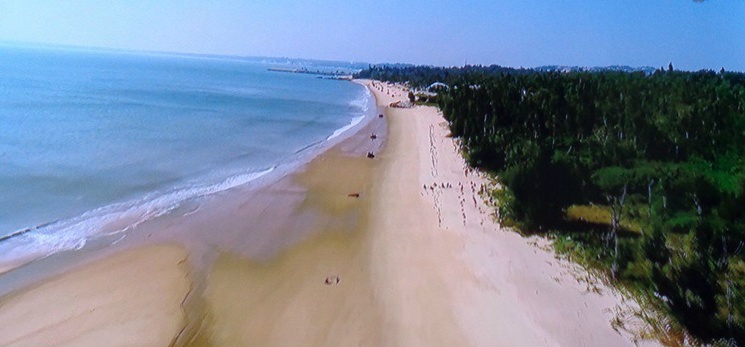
(0, 1), (743, 71)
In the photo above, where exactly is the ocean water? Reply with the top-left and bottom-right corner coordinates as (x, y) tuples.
(0, 44), (372, 265)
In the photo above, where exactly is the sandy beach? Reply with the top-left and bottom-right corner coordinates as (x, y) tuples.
(362, 80), (659, 346)
(0, 245), (190, 347)
(0, 79), (660, 346)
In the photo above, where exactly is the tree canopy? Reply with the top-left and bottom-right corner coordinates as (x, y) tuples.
(356, 65), (745, 345)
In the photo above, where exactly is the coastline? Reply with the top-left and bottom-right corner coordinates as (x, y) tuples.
(0, 71), (375, 276)
(0, 78), (386, 346)
(0, 79), (660, 346)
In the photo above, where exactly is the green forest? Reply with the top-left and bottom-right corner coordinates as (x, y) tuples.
(356, 65), (745, 345)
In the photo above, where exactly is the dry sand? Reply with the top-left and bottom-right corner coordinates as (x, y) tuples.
(362, 79), (659, 347)
(0, 79), (661, 347)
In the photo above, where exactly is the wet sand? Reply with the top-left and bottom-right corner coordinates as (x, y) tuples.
(0, 245), (190, 347)
(187, 143), (385, 346)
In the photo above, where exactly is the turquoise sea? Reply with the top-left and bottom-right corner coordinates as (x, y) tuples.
(0, 44), (372, 265)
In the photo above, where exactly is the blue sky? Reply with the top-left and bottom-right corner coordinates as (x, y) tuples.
(0, 1), (742, 71)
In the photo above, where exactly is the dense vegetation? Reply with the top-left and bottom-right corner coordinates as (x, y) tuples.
(356, 64), (529, 87)
(356, 65), (745, 345)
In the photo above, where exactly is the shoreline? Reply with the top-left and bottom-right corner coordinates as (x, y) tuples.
(0, 79), (660, 346)
(0, 78), (376, 277)
(0, 78), (388, 346)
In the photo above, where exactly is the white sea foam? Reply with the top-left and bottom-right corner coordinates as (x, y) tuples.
(348, 88), (372, 112)
(326, 88), (373, 141)
(0, 167), (274, 269)
(327, 115), (366, 141)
